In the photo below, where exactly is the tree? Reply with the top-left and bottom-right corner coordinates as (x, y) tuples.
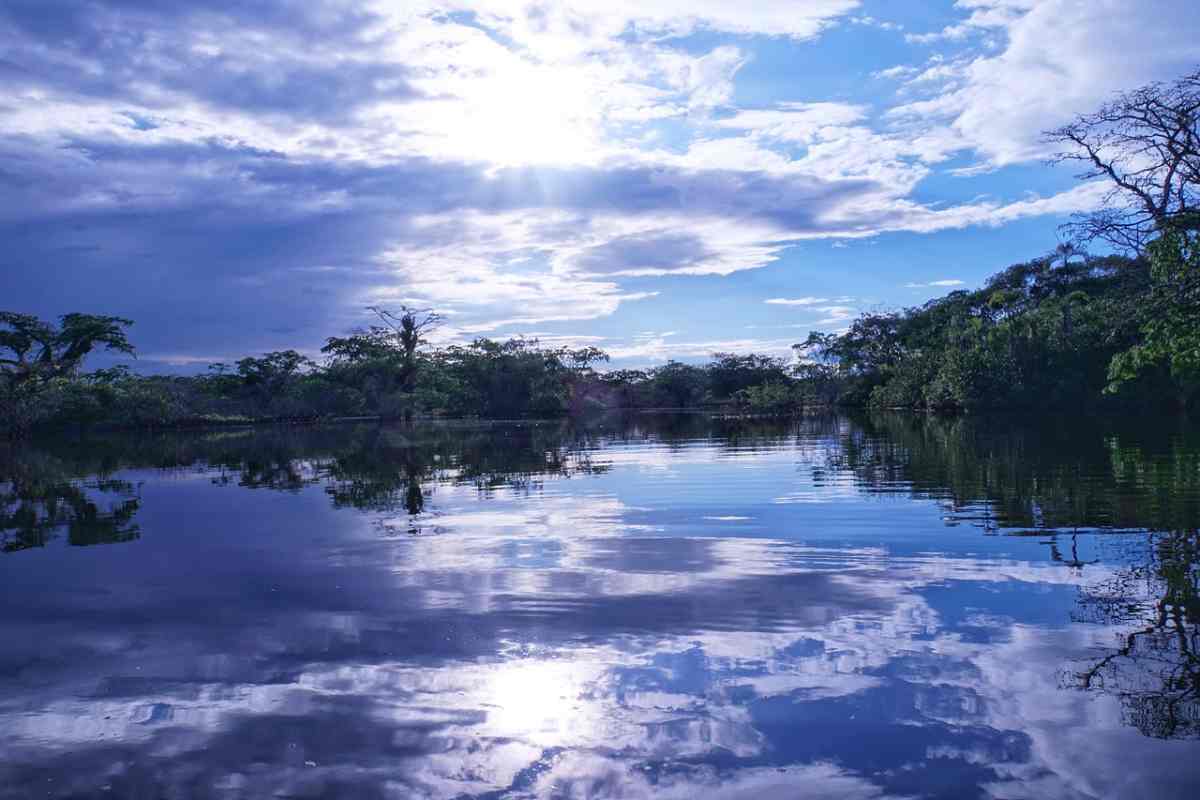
(233, 350), (315, 407)
(0, 312), (135, 386)
(559, 346), (609, 372)
(1046, 68), (1200, 253)
(1047, 68), (1200, 407)
(320, 328), (398, 366)
(1106, 220), (1200, 403)
(1050, 241), (1087, 270)
(648, 361), (708, 408)
(366, 306), (442, 391)
(707, 352), (789, 400)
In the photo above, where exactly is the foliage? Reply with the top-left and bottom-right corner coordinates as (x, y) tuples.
(1106, 221), (1200, 402)
(731, 381), (805, 414)
(792, 66), (1200, 414)
(795, 253), (1166, 411)
(1, 313), (137, 436)
(0, 312), (135, 386)
(0, 306), (815, 436)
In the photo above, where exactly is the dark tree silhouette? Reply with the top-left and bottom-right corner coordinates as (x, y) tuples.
(0, 312), (134, 386)
(366, 306), (442, 392)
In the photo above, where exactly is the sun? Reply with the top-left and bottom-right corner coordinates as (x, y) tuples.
(457, 63), (604, 166)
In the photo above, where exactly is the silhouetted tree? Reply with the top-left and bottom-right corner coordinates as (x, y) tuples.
(366, 306), (442, 392)
(0, 312), (134, 386)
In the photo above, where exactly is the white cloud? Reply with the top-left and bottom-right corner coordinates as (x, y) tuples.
(766, 297), (830, 306)
(1, 0), (1182, 364)
(813, 305), (857, 324)
(448, 0), (863, 42)
(873, 65), (918, 80)
(606, 335), (799, 361)
(904, 279), (965, 288)
(715, 102), (867, 143)
(892, 0), (1200, 166)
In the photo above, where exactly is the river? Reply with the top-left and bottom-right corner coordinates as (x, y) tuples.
(2, 413), (1198, 798)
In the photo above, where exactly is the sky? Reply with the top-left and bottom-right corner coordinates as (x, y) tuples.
(1, 0), (1198, 371)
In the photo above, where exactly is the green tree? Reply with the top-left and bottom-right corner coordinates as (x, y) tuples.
(1107, 221), (1200, 404)
(365, 306), (442, 392)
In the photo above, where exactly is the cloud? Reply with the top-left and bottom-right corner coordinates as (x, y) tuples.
(0, 0), (1179, 364)
(606, 335), (799, 361)
(812, 305), (857, 325)
(904, 279), (965, 288)
(873, 65), (919, 80)
(766, 297), (830, 306)
(891, 0), (1200, 166)
(715, 102), (867, 143)
(456, 0), (863, 42)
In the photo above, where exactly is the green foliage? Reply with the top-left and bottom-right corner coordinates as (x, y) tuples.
(796, 251), (1180, 411)
(7, 240), (1197, 437)
(707, 353), (790, 399)
(1107, 222), (1200, 402)
(428, 339), (607, 418)
(731, 381), (804, 414)
(1, 310), (818, 434)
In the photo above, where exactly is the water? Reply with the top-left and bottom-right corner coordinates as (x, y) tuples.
(1, 413), (1198, 799)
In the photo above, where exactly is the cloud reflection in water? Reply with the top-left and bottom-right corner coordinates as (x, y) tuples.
(1, 415), (1198, 799)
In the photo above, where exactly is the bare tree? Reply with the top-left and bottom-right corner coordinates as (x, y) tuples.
(1045, 68), (1200, 252)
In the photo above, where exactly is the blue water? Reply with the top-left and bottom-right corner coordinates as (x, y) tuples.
(1, 414), (1198, 798)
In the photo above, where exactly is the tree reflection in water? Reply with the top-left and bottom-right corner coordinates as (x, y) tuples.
(1066, 529), (1200, 739)
(822, 411), (1200, 741)
(0, 448), (140, 552)
(3, 412), (1200, 744)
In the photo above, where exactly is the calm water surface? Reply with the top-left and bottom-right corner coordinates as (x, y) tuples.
(2, 413), (1198, 799)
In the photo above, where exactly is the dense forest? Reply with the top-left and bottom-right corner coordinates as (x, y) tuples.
(2, 68), (1197, 436)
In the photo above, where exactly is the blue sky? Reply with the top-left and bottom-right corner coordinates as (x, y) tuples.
(1, 0), (1198, 369)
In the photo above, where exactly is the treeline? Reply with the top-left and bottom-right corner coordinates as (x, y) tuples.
(799, 249), (1189, 411)
(0, 309), (808, 436)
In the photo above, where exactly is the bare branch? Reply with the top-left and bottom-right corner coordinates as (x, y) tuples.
(1045, 68), (1200, 252)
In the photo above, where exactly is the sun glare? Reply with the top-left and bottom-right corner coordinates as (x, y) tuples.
(480, 659), (601, 743)
(460, 66), (602, 166)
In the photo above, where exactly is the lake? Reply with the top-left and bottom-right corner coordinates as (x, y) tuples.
(2, 413), (1198, 799)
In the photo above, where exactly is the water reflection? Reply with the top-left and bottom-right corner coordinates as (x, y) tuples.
(1, 414), (1199, 799)
(0, 448), (141, 552)
(1066, 530), (1200, 740)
